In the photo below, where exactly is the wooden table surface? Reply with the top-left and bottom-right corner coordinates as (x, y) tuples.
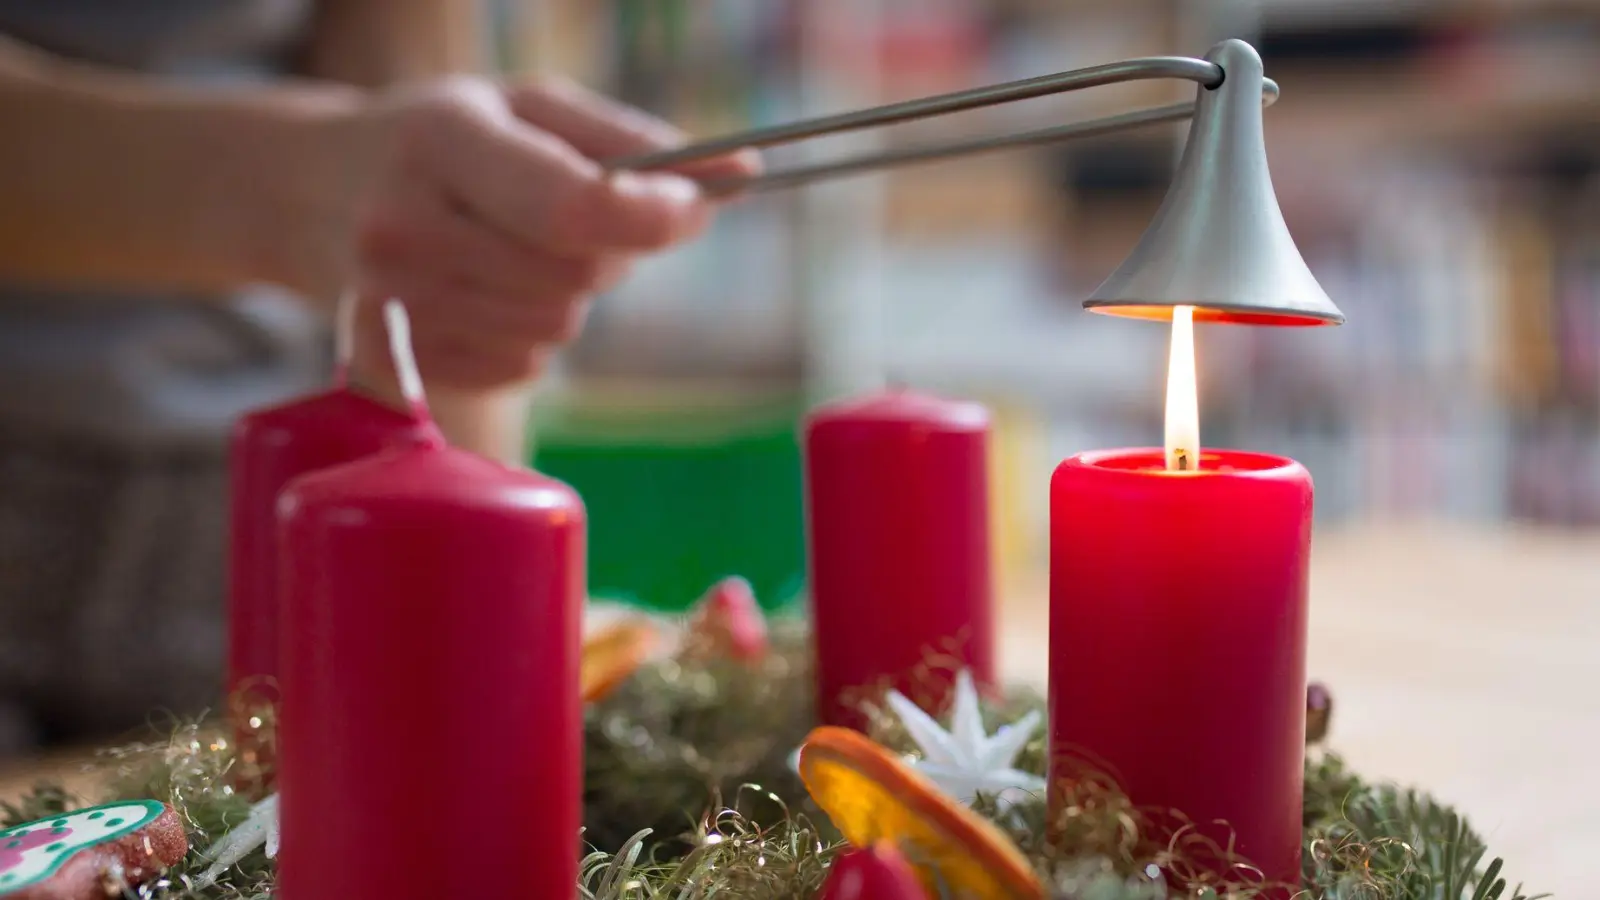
(3, 521), (1594, 895)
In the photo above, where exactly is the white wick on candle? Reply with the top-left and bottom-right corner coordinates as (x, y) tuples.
(334, 289), (357, 373)
(1164, 304), (1200, 472)
(382, 300), (428, 409)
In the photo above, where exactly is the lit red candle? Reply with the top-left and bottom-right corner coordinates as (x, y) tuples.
(275, 304), (584, 900)
(804, 388), (995, 730)
(1048, 307), (1311, 893)
(227, 299), (427, 786)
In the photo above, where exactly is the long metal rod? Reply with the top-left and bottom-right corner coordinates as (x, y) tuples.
(609, 56), (1280, 195)
(714, 101), (1196, 195)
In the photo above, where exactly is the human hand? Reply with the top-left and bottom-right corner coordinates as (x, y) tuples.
(291, 76), (758, 391)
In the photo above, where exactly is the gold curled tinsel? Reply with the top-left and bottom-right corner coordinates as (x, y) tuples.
(0, 623), (1543, 900)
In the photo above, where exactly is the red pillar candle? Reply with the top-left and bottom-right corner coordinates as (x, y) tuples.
(227, 390), (427, 706)
(275, 304), (584, 900)
(227, 298), (430, 790)
(1048, 448), (1312, 892)
(804, 388), (995, 730)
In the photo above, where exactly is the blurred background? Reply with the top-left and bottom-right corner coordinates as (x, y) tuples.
(513, 0), (1600, 608)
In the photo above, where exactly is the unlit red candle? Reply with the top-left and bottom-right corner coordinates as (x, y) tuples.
(226, 295), (424, 722)
(228, 371), (429, 792)
(804, 388), (996, 730)
(227, 389), (426, 701)
(275, 305), (585, 900)
(1048, 448), (1312, 894)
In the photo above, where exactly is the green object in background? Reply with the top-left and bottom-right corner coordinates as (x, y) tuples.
(530, 390), (807, 614)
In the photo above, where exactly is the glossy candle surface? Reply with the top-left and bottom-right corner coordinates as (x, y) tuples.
(805, 389), (995, 730)
(276, 431), (585, 900)
(227, 389), (426, 710)
(1049, 449), (1312, 893)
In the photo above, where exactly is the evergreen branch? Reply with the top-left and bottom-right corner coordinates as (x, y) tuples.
(0, 633), (1544, 900)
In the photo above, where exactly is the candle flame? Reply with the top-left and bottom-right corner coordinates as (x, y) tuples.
(1164, 305), (1199, 472)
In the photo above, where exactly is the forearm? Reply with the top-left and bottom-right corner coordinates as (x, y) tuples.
(0, 37), (363, 300)
(0, 3), (545, 464)
(299, 0), (486, 87)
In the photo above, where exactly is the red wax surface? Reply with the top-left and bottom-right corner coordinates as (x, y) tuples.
(818, 842), (930, 900)
(1049, 449), (1312, 894)
(227, 388), (427, 709)
(804, 389), (995, 730)
(276, 429), (585, 900)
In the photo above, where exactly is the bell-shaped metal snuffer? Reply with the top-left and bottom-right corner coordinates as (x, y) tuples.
(1084, 40), (1344, 326)
(613, 37), (1343, 328)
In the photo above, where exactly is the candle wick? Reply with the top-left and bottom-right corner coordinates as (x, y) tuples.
(332, 289), (358, 388)
(382, 299), (430, 417)
(1172, 449), (1193, 472)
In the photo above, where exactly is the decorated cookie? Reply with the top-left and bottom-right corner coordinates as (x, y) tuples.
(0, 801), (187, 899)
(798, 726), (1044, 900)
(581, 619), (661, 703)
(685, 576), (769, 664)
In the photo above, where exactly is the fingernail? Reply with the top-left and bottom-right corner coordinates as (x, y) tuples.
(612, 171), (702, 206)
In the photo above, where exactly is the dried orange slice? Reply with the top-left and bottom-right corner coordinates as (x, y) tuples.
(580, 619), (660, 703)
(799, 726), (1044, 900)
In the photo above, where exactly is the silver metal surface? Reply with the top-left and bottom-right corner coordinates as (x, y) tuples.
(610, 56), (1280, 195)
(1084, 40), (1344, 326)
(707, 102), (1196, 195)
